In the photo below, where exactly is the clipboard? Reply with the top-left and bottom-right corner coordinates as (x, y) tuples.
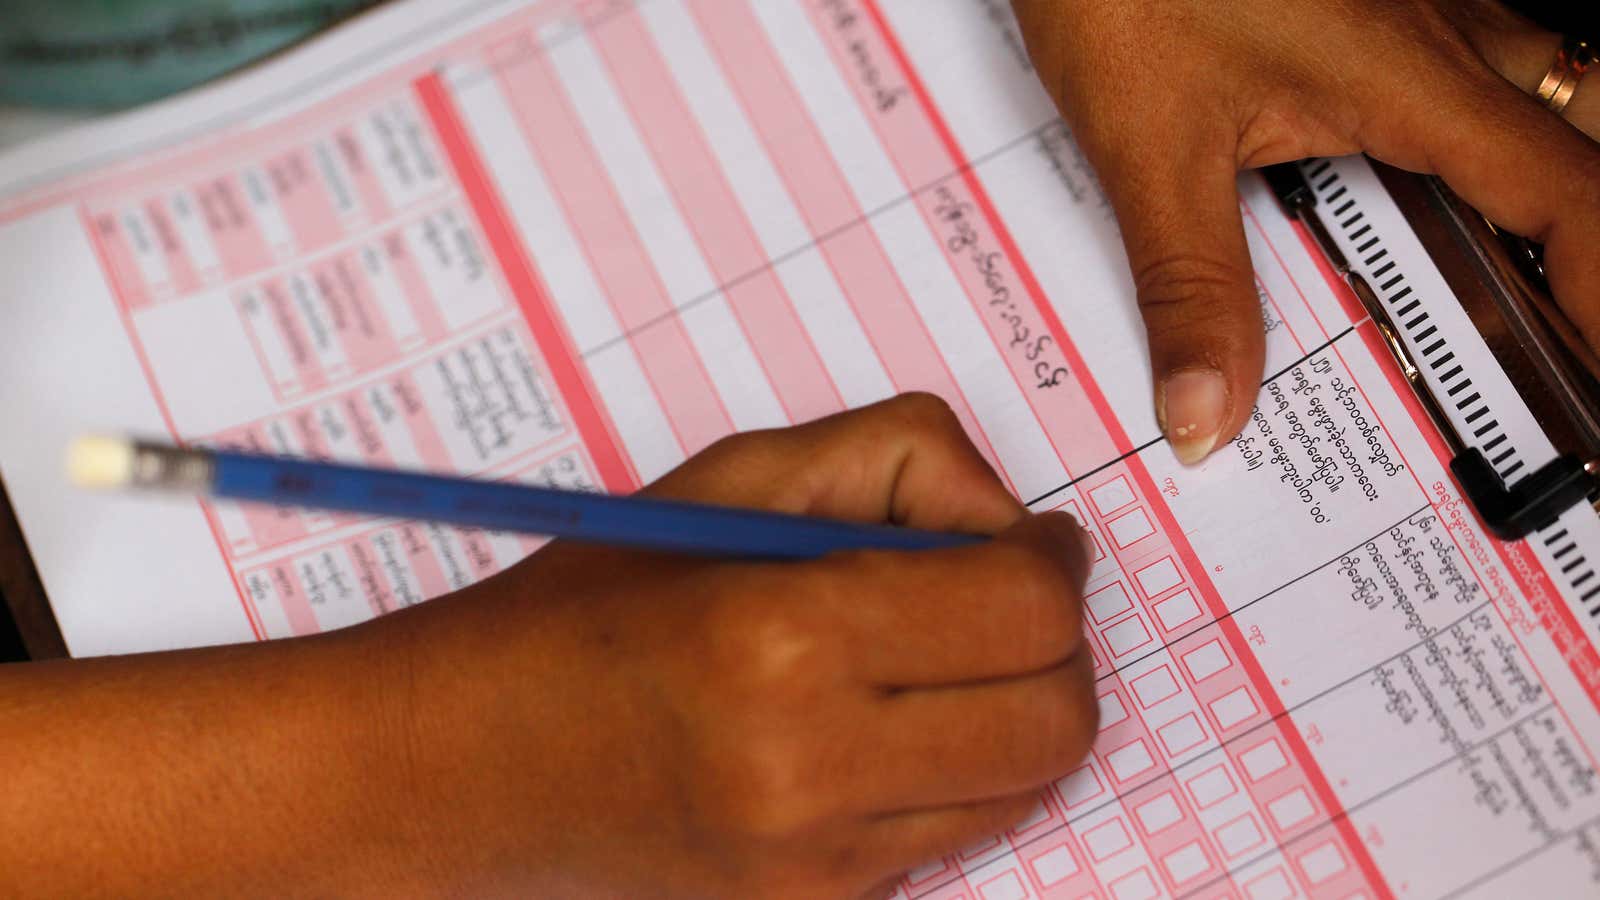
(1266, 160), (1600, 541)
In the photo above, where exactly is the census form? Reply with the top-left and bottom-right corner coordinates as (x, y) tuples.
(2, 1), (1599, 896)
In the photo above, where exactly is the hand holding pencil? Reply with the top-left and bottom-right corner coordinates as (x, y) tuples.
(392, 395), (1097, 897)
(20, 395), (1097, 897)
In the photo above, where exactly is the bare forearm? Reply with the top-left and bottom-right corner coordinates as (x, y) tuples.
(0, 618), (430, 896)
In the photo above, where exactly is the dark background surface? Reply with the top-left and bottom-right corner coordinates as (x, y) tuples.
(0, 477), (59, 663)
(1513, 2), (1600, 35)
(0, 2), (1595, 664)
(0, 597), (25, 662)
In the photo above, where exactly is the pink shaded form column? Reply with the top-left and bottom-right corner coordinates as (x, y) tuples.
(193, 174), (275, 278)
(334, 126), (394, 220)
(85, 210), (152, 312)
(313, 252), (401, 372)
(381, 229), (452, 343)
(343, 536), (396, 618)
(387, 371), (455, 472)
(288, 408), (334, 460)
(261, 562), (320, 636)
(142, 199), (201, 295)
(589, 9), (845, 425)
(805, 1), (1082, 458)
(851, 0), (1139, 464)
(813, 0), (1125, 477)
(683, 0), (997, 460)
(484, 41), (731, 455)
(415, 70), (639, 491)
(267, 149), (344, 253)
(337, 392), (396, 466)
(804, 0), (959, 191)
(259, 277), (328, 393)
(395, 523), (452, 599)
(1170, 622), (1368, 897)
(457, 529), (504, 582)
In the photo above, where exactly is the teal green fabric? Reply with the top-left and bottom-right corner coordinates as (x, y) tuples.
(1, 1), (380, 110)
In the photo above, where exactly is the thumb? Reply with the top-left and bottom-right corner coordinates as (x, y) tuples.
(1096, 139), (1266, 464)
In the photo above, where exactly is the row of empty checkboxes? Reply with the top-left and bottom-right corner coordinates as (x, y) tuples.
(954, 795), (1351, 900)
(959, 824), (1353, 900)
(920, 477), (1359, 900)
(897, 722), (1347, 899)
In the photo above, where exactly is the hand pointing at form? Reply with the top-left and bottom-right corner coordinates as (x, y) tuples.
(1012, 0), (1600, 463)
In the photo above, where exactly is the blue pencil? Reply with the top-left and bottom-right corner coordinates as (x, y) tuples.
(67, 437), (982, 560)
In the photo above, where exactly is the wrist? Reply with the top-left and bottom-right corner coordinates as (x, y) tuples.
(235, 613), (465, 893)
(332, 610), (461, 891)
(363, 580), (572, 893)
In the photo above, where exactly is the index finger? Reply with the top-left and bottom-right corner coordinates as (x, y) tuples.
(646, 393), (1027, 535)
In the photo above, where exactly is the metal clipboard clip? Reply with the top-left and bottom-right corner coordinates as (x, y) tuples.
(1263, 162), (1600, 541)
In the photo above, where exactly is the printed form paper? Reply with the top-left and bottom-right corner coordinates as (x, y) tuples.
(3, 1), (1600, 896)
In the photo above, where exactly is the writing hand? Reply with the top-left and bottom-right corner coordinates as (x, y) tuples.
(396, 394), (1097, 897)
(0, 395), (1095, 898)
(1013, 0), (1600, 463)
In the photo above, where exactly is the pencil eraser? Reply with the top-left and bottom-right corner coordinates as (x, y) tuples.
(67, 436), (135, 489)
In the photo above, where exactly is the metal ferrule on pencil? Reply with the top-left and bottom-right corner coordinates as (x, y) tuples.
(69, 437), (216, 494)
(126, 443), (216, 492)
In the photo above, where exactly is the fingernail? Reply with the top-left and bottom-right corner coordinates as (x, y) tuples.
(1158, 369), (1228, 465)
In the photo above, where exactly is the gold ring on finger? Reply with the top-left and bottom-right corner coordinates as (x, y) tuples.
(1535, 36), (1596, 114)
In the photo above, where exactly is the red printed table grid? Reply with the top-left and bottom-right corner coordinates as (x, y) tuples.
(225, 202), (501, 404)
(236, 443), (594, 637)
(84, 94), (455, 312)
(198, 317), (585, 559)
